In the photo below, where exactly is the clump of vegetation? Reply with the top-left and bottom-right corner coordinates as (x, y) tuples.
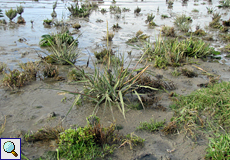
(161, 14), (169, 18)
(2, 69), (28, 89)
(67, 68), (84, 82)
(0, 9), (4, 17)
(174, 14), (192, 32)
(206, 7), (214, 14)
(122, 7), (130, 12)
(222, 44), (230, 52)
(167, 1), (174, 8)
(126, 30), (149, 43)
(100, 8), (107, 14)
(170, 81), (230, 143)
(68, 3), (90, 17)
(145, 13), (155, 23)
(109, 5), (121, 14)
(192, 9), (199, 12)
(162, 26), (175, 37)
(218, 0), (230, 8)
(43, 19), (52, 25)
(18, 61), (39, 80)
(206, 133), (230, 159)
(219, 33), (230, 42)
(5, 8), (17, 21)
(134, 6), (141, 14)
(112, 23), (121, 30)
(17, 16), (25, 24)
(94, 48), (114, 62)
(43, 63), (58, 78)
(223, 18), (230, 26)
(194, 27), (206, 36)
(39, 31), (78, 47)
(16, 5), (24, 16)
(58, 119), (122, 159)
(119, 133), (145, 150)
(181, 68), (198, 77)
(136, 119), (165, 132)
(0, 63), (6, 74)
(103, 31), (114, 41)
(72, 23), (81, 29)
(209, 13), (221, 28)
(25, 126), (64, 142)
(145, 36), (220, 68)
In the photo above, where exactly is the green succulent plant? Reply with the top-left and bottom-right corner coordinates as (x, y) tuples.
(17, 5), (24, 16)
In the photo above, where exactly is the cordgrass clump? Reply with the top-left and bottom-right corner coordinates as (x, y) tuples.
(181, 68), (198, 77)
(161, 14), (169, 19)
(43, 19), (52, 25)
(109, 5), (121, 14)
(136, 119), (165, 132)
(68, 3), (90, 17)
(103, 32), (114, 41)
(5, 8), (17, 21)
(67, 68), (84, 82)
(145, 13), (155, 23)
(0, 63), (6, 74)
(209, 13), (221, 28)
(18, 61), (39, 80)
(43, 63), (59, 78)
(126, 30), (149, 43)
(112, 23), (121, 30)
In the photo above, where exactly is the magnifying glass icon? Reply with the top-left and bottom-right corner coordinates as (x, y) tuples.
(3, 141), (18, 157)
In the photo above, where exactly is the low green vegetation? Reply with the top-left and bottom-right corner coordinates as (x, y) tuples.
(43, 63), (59, 78)
(43, 19), (52, 25)
(0, 63), (6, 74)
(161, 14), (169, 18)
(19, 61), (39, 80)
(5, 8), (17, 21)
(109, 5), (121, 14)
(67, 68), (84, 82)
(206, 7), (214, 14)
(39, 31), (78, 47)
(171, 68), (181, 77)
(174, 14), (192, 32)
(167, 82), (230, 159)
(145, 36), (220, 68)
(209, 13), (222, 29)
(136, 119), (165, 132)
(0, 9), (4, 17)
(103, 31), (114, 41)
(120, 133), (145, 150)
(192, 9), (199, 12)
(72, 23), (81, 29)
(206, 133), (230, 159)
(126, 30), (149, 43)
(68, 2), (91, 17)
(218, 0), (230, 8)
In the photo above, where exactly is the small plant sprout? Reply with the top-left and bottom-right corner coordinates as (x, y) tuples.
(100, 8), (107, 14)
(145, 13), (155, 24)
(167, 0), (174, 8)
(16, 5), (24, 16)
(0, 9), (4, 17)
(206, 7), (214, 14)
(5, 8), (17, 21)
(192, 9), (199, 12)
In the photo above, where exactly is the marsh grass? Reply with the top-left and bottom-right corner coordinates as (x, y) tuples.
(19, 61), (39, 80)
(209, 13), (222, 29)
(17, 5), (24, 16)
(103, 31), (114, 41)
(0, 63), (6, 74)
(171, 68), (181, 77)
(68, 2), (91, 17)
(67, 68), (84, 82)
(127, 30), (149, 43)
(162, 26), (175, 37)
(24, 126), (64, 142)
(0, 9), (3, 17)
(43, 63), (59, 78)
(206, 7), (214, 14)
(170, 82), (230, 139)
(2, 69), (28, 89)
(136, 119), (165, 132)
(5, 8), (17, 21)
(192, 9), (199, 12)
(145, 13), (155, 24)
(119, 133), (145, 150)
(145, 36), (218, 68)
(206, 133), (230, 159)
(174, 14), (192, 32)
(218, 0), (230, 7)
(43, 19), (52, 25)
(109, 5), (121, 14)
(112, 23), (121, 31)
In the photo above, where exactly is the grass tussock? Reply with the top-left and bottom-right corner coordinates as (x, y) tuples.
(134, 6), (141, 14)
(209, 13), (222, 29)
(126, 30), (149, 43)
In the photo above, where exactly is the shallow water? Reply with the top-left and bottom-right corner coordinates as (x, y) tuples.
(0, 0), (230, 69)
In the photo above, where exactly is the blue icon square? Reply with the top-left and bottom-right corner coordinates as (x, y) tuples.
(0, 138), (21, 160)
